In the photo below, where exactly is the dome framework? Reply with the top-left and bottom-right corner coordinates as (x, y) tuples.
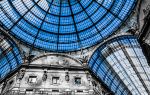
(0, 32), (22, 81)
(0, 0), (136, 52)
(88, 35), (150, 95)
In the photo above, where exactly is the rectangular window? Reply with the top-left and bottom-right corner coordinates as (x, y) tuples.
(77, 90), (83, 92)
(28, 76), (37, 84)
(25, 89), (34, 94)
(52, 77), (59, 84)
(75, 77), (81, 85)
(52, 89), (59, 92)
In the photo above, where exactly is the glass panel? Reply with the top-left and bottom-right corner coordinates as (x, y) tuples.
(0, 0), (137, 52)
(0, 33), (22, 81)
(88, 35), (150, 95)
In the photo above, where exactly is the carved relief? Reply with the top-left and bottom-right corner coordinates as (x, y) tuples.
(143, 4), (150, 16)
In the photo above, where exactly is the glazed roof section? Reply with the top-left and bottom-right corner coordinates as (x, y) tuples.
(0, 0), (136, 52)
(0, 33), (22, 81)
(88, 35), (150, 95)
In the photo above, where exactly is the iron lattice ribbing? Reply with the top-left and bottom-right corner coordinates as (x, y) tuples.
(0, 33), (22, 81)
(88, 35), (150, 95)
(0, 0), (136, 52)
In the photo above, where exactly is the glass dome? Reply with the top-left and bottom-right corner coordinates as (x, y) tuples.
(0, 33), (22, 81)
(0, 0), (136, 52)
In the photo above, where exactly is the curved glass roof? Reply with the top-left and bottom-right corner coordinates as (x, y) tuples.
(0, 0), (136, 52)
(0, 33), (22, 81)
(88, 35), (150, 95)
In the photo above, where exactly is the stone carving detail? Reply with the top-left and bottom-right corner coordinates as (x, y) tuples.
(62, 60), (70, 66)
(143, 4), (150, 16)
(79, 55), (89, 64)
